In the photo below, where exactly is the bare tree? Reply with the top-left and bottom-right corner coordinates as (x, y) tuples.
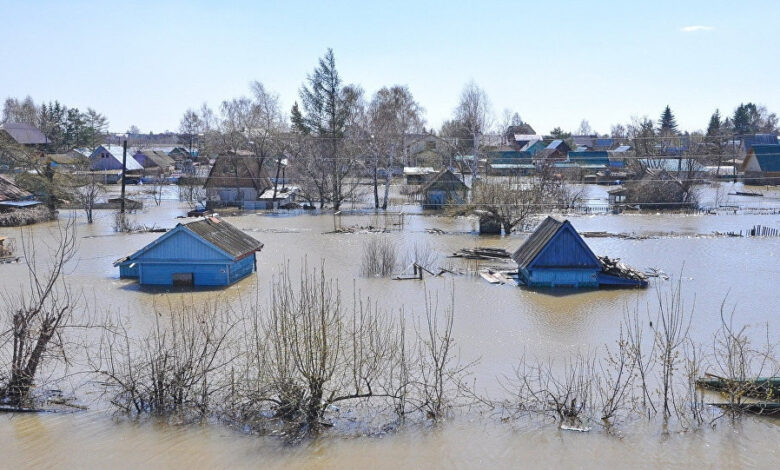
(0, 219), (77, 406)
(454, 81), (492, 179)
(468, 177), (539, 234)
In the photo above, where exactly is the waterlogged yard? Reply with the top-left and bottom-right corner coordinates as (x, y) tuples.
(0, 185), (779, 469)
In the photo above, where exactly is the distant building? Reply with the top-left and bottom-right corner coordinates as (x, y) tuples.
(203, 153), (273, 209)
(132, 149), (175, 174)
(512, 216), (647, 288)
(0, 122), (49, 146)
(168, 147), (192, 160)
(535, 140), (571, 164)
(740, 134), (778, 155)
(742, 144), (780, 185)
(89, 145), (143, 172)
(487, 150), (535, 176)
(114, 217), (263, 287)
(403, 166), (437, 185)
(417, 168), (469, 209)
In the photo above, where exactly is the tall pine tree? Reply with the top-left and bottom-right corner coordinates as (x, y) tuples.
(658, 105), (678, 134)
(706, 109), (722, 137)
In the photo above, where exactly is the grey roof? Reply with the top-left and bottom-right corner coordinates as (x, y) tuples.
(511, 216), (565, 269)
(418, 168), (468, 193)
(183, 217), (263, 258)
(0, 122), (49, 145)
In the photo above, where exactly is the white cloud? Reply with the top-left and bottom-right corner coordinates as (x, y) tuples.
(680, 25), (714, 33)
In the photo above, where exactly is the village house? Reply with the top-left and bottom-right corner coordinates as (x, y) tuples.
(740, 134), (778, 156)
(534, 140), (571, 164)
(203, 153), (273, 209)
(89, 145), (143, 171)
(742, 144), (780, 185)
(132, 149), (175, 176)
(512, 216), (647, 288)
(417, 168), (469, 209)
(114, 217), (263, 287)
(0, 122), (49, 147)
(487, 150), (535, 176)
(403, 166), (437, 185)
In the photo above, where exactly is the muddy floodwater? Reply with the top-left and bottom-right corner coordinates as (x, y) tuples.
(1, 185), (779, 468)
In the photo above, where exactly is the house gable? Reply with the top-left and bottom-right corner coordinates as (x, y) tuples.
(127, 225), (234, 263)
(527, 223), (600, 270)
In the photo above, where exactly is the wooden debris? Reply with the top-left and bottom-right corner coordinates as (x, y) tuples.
(450, 247), (512, 260)
(598, 255), (648, 282)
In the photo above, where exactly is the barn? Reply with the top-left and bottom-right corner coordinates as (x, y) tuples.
(114, 217), (263, 286)
(512, 216), (647, 288)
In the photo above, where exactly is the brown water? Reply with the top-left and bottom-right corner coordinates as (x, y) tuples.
(1, 185), (779, 468)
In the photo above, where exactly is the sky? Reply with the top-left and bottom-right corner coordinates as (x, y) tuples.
(1, 0), (778, 135)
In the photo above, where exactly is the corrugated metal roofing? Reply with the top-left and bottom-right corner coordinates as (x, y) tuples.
(0, 122), (49, 145)
(742, 134), (778, 152)
(511, 216), (565, 269)
(750, 144), (780, 172)
(568, 151), (610, 166)
(183, 217), (263, 258)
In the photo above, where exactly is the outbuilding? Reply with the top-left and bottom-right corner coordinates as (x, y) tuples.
(114, 217), (263, 286)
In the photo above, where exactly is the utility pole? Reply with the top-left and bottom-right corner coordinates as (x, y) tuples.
(120, 138), (127, 214)
(271, 156), (283, 207)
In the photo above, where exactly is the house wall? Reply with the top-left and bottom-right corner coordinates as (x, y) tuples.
(119, 264), (139, 278)
(521, 267), (599, 287)
(90, 149), (123, 171)
(229, 255), (255, 284)
(138, 262), (230, 286)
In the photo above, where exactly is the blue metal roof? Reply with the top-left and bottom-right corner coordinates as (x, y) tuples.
(568, 151), (610, 166)
(488, 150), (533, 164)
(0, 200), (41, 207)
(750, 144), (780, 172)
(742, 134), (778, 152)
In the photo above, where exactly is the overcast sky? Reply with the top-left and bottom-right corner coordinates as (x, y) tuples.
(1, 0), (778, 135)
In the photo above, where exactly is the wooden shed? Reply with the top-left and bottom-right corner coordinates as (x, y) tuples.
(512, 216), (646, 288)
(114, 217), (263, 287)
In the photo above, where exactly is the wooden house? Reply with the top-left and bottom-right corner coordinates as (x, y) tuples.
(742, 144), (780, 185)
(403, 166), (437, 185)
(204, 154), (273, 209)
(0, 122), (49, 147)
(512, 217), (646, 288)
(114, 217), (263, 286)
(89, 145), (143, 172)
(132, 149), (175, 175)
(417, 169), (469, 209)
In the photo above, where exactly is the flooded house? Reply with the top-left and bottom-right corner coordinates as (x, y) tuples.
(742, 144), (780, 185)
(512, 216), (647, 288)
(417, 168), (469, 209)
(114, 217), (263, 286)
(403, 166), (436, 185)
(204, 153), (273, 209)
(132, 149), (175, 176)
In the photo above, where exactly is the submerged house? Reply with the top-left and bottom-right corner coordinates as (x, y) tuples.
(114, 217), (263, 286)
(418, 168), (469, 209)
(512, 217), (647, 288)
